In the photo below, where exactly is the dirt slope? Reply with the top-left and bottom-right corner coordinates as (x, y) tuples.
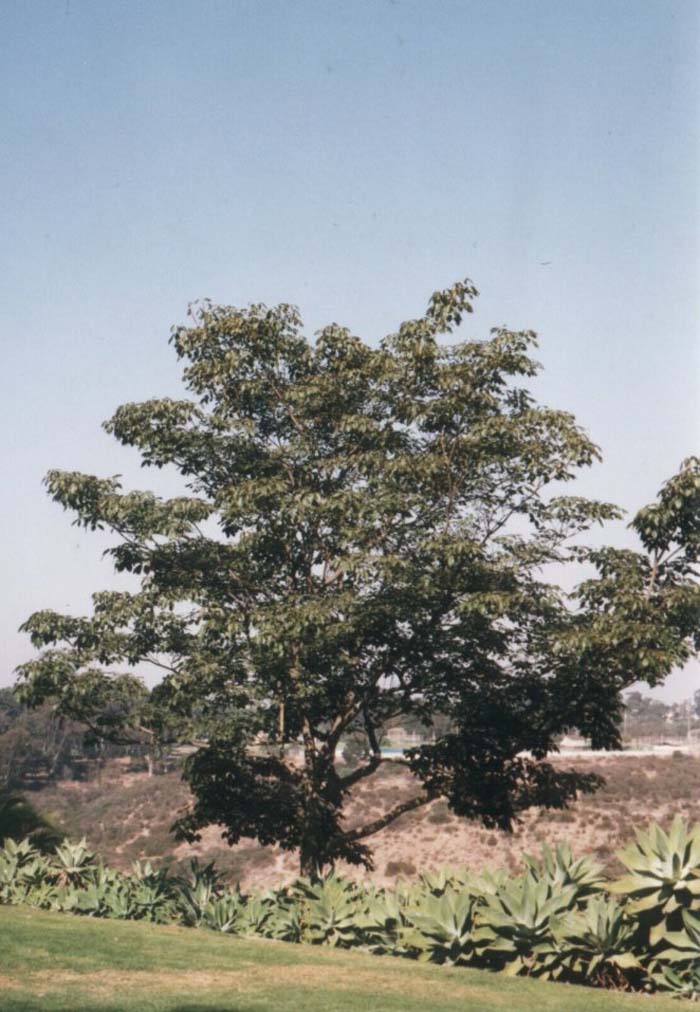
(29, 753), (700, 890)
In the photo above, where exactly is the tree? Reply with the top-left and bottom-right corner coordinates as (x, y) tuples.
(16, 279), (700, 877)
(0, 688), (89, 789)
(621, 691), (670, 740)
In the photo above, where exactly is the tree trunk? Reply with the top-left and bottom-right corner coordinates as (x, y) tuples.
(299, 841), (324, 880)
(298, 795), (333, 880)
(297, 776), (339, 880)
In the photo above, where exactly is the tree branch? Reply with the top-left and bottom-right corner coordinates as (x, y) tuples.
(345, 790), (435, 842)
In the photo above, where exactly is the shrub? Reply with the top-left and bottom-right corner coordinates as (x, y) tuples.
(385, 859), (417, 878)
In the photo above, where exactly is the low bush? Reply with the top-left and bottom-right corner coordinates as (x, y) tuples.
(5, 818), (700, 999)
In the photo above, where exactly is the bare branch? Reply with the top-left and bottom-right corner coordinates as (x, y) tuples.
(345, 791), (435, 842)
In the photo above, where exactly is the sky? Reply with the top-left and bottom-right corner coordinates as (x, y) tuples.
(1, 1), (698, 699)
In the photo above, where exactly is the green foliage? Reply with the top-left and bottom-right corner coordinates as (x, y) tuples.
(417, 866), (471, 896)
(475, 874), (576, 977)
(264, 893), (306, 942)
(553, 895), (642, 985)
(0, 838), (55, 907)
(402, 885), (481, 966)
(175, 858), (226, 926)
(354, 883), (407, 955)
(654, 908), (700, 966)
(651, 963), (700, 1000)
(53, 837), (96, 887)
(291, 874), (363, 947)
(610, 816), (700, 949)
(523, 841), (605, 905)
(200, 889), (246, 934)
(15, 281), (700, 877)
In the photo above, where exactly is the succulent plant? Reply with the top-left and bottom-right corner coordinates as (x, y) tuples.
(6, 825), (700, 996)
(553, 895), (642, 984)
(401, 885), (480, 966)
(524, 842), (604, 905)
(202, 889), (246, 933)
(354, 885), (407, 955)
(649, 907), (700, 967)
(53, 837), (96, 888)
(291, 874), (362, 947)
(417, 867), (471, 897)
(649, 962), (700, 1000)
(476, 874), (577, 977)
(610, 816), (700, 939)
(264, 896), (305, 943)
(176, 858), (225, 926)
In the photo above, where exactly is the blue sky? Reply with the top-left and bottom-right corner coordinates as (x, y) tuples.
(1, 1), (698, 698)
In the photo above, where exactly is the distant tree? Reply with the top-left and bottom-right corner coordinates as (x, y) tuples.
(623, 691), (669, 722)
(0, 688), (88, 789)
(621, 690), (670, 739)
(15, 280), (700, 877)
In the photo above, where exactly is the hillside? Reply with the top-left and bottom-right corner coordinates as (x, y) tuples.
(26, 751), (700, 889)
(0, 905), (683, 1012)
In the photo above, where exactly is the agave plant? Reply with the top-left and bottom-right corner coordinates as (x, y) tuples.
(649, 963), (700, 1000)
(291, 874), (361, 947)
(125, 861), (176, 921)
(354, 885), (409, 955)
(265, 895), (305, 943)
(649, 907), (700, 967)
(103, 884), (137, 920)
(401, 886), (480, 966)
(202, 888), (246, 933)
(238, 893), (274, 936)
(23, 853), (53, 883)
(23, 879), (60, 910)
(53, 838), (96, 888)
(66, 879), (114, 917)
(524, 842), (604, 905)
(131, 874), (175, 923)
(0, 837), (41, 874)
(176, 859), (226, 926)
(609, 816), (700, 939)
(476, 874), (577, 977)
(417, 867), (471, 897)
(0, 840), (51, 905)
(467, 867), (511, 905)
(553, 895), (642, 986)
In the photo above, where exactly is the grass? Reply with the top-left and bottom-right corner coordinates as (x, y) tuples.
(0, 905), (684, 1012)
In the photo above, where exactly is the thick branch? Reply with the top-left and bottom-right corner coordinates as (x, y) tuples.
(345, 790), (435, 842)
(338, 755), (381, 791)
(363, 703), (381, 758)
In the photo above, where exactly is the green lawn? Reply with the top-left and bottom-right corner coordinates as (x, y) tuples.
(0, 905), (684, 1012)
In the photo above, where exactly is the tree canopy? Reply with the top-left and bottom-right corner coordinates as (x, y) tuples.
(16, 279), (700, 876)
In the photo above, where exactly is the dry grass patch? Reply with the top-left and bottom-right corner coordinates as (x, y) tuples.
(24, 752), (700, 889)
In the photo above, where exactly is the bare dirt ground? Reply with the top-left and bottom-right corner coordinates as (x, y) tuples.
(29, 751), (700, 890)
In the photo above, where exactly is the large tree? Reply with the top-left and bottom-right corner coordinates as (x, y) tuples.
(16, 279), (700, 876)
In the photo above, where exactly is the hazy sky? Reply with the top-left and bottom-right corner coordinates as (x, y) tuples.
(2, 1), (698, 698)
